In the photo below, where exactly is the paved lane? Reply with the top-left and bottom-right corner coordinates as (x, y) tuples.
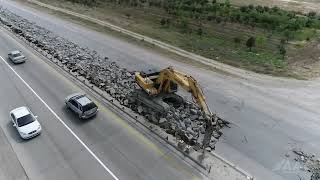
(0, 38), (117, 180)
(0, 28), (205, 180)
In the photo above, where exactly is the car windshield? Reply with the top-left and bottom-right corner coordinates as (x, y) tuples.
(17, 114), (35, 127)
(82, 102), (97, 111)
(12, 53), (22, 57)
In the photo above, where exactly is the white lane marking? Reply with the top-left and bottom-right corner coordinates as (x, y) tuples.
(0, 56), (119, 180)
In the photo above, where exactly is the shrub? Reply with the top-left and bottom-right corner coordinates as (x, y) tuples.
(279, 45), (286, 58)
(308, 11), (317, 18)
(160, 18), (166, 26)
(197, 27), (203, 36)
(246, 37), (256, 51)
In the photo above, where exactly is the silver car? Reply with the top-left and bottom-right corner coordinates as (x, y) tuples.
(65, 93), (98, 119)
(8, 50), (26, 64)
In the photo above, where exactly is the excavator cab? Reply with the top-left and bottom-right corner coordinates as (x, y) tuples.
(130, 68), (183, 117)
(138, 69), (178, 94)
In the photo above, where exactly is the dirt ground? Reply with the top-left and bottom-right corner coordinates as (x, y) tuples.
(222, 0), (320, 79)
(223, 0), (320, 13)
(28, 0), (320, 79)
(287, 39), (320, 79)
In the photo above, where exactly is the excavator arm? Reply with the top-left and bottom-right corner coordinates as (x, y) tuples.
(136, 66), (215, 124)
(135, 66), (218, 148)
(155, 67), (213, 119)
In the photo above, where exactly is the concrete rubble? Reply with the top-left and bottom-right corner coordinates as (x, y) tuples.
(0, 7), (226, 151)
(293, 149), (320, 180)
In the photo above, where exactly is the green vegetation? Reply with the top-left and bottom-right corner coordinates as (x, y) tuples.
(90, 0), (320, 40)
(49, 0), (320, 77)
(246, 37), (256, 51)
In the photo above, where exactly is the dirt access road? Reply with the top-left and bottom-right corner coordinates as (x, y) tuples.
(4, 0), (320, 180)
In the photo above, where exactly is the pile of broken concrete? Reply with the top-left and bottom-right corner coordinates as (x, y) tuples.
(0, 7), (225, 151)
(293, 150), (320, 180)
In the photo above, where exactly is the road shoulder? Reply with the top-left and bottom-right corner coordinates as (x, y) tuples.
(0, 126), (28, 180)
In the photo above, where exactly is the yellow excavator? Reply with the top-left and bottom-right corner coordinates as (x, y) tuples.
(131, 66), (218, 147)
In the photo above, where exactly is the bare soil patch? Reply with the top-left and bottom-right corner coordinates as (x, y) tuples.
(222, 0), (320, 13)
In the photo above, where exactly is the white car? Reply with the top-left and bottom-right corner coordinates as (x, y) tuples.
(10, 107), (41, 139)
(8, 50), (26, 64)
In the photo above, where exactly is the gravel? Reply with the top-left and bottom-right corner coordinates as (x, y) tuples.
(293, 149), (320, 180)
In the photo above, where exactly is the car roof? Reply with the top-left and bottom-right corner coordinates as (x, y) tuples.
(11, 50), (21, 55)
(11, 107), (30, 119)
(76, 96), (92, 106)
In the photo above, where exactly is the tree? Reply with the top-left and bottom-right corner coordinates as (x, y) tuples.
(271, 6), (280, 13)
(306, 19), (314, 28)
(287, 19), (302, 31)
(255, 5), (264, 13)
(263, 6), (270, 12)
(224, 0), (231, 8)
(160, 18), (166, 26)
(279, 45), (286, 58)
(69, 0), (97, 6)
(215, 16), (222, 23)
(246, 37), (256, 51)
(308, 11), (317, 18)
(197, 27), (203, 36)
(240, 6), (248, 13)
(207, 15), (215, 21)
(160, 18), (170, 27)
(180, 19), (190, 33)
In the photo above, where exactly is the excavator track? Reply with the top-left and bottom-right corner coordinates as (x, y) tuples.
(129, 89), (184, 118)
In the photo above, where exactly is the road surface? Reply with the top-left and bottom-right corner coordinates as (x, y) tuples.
(2, 0), (320, 180)
(0, 26), (206, 180)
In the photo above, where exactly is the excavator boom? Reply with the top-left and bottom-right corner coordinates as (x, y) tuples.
(132, 66), (217, 148)
(135, 66), (215, 124)
(155, 67), (212, 116)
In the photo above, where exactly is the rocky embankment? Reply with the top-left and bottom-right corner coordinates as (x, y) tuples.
(0, 7), (226, 151)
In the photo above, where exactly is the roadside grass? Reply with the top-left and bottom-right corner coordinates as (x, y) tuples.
(23, 0), (310, 78)
(294, 28), (318, 41)
(130, 22), (288, 75)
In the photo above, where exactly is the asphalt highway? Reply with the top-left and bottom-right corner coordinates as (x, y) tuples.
(0, 27), (205, 180)
(2, 1), (320, 180)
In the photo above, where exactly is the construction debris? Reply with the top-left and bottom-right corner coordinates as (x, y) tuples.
(293, 149), (320, 180)
(0, 7), (226, 150)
